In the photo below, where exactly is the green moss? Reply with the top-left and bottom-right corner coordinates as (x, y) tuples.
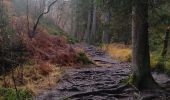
(0, 88), (32, 100)
(119, 74), (137, 85)
(127, 74), (137, 85)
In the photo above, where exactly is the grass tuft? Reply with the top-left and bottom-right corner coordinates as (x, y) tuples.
(0, 88), (32, 100)
(101, 44), (131, 62)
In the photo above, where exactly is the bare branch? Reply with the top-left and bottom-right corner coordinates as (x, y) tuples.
(29, 0), (58, 38)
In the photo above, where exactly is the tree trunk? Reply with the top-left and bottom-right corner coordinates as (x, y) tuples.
(161, 27), (170, 58)
(71, 1), (75, 36)
(131, 0), (158, 89)
(85, 8), (92, 43)
(102, 11), (111, 43)
(90, 0), (97, 43)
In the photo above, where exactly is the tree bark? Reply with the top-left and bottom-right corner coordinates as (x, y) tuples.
(132, 0), (158, 89)
(26, 0), (30, 34)
(85, 2), (93, 43)
(90, 0), (97, 43)
(102, 11), (111, 43)
(161, 27), (170, 58)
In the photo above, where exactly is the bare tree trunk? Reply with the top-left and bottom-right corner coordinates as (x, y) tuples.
(102, 11), (111, 43)
(161, 27), (170, 58)
(71, 0), (78, 38)
(85, 6), (92, 43)
(131, 0), (158, 89)
(90, 0), (97, 43)
(26, 0), (30, 34)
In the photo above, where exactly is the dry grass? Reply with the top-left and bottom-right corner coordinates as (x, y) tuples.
(0, 63), (63, 95)
(101, 44), (131, 62)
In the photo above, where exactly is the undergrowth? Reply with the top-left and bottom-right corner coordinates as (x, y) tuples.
(0, 63), (63, 97)
(150, 52), (170, 75)
(66, 34), (79, 44)
(0, 88), (32, 100)
(77, 52), (92, 65)
(40, 19), (78, 44)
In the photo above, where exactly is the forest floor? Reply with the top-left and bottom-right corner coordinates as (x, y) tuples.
(34, 44), (170, 100)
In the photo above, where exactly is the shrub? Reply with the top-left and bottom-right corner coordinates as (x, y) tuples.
(66, 34), (79, 44)
(150, 52), (170, 75)
(154, 57), (166, 73)
(0, 27), (28, 75)
(77, 52), (92, 65)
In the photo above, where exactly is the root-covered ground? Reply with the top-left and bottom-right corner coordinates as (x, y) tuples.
(34, 45), (170, 100)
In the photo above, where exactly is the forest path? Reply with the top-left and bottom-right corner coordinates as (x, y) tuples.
(34, 44), (170, 100)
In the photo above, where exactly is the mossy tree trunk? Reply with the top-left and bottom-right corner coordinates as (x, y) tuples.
(131, 0), (158, 90)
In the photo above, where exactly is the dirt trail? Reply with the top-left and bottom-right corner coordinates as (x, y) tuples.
(34, 45), (170, 100)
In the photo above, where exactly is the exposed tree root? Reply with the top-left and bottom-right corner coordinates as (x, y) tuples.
(137, 89), (170, 100)
(64, 84), (130, 99)
(34, 46), (170, 100)
(139, 94), (160, 100)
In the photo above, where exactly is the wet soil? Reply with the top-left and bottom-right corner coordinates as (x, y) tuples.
(34, 45), (170, 100)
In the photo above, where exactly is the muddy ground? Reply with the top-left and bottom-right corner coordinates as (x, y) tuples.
(34, 45), (170, 100)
